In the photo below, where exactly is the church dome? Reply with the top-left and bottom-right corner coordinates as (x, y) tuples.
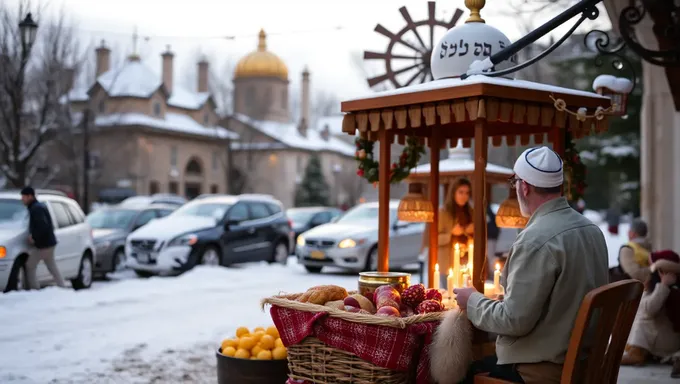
(234, 29), (288, 81)
(430, 0), (515, 80)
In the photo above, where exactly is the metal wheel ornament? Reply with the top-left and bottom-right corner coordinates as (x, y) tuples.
(364, 1), (464, 89)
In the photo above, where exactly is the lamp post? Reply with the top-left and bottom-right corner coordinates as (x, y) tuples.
(332, 163), (342, 207)
(19, 13), (38, 55)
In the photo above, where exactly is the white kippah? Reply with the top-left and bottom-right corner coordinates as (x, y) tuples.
(513, 146), (564, 188)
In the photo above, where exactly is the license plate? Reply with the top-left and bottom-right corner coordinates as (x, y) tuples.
(137, 253), (149, 263)
(310, 250), (325, 260)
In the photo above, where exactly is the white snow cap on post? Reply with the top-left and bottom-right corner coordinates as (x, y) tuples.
(592, 75), (634, 94)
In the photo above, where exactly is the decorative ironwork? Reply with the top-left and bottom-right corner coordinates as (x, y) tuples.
(618, 0), (680, 67)
(363, 2), (464, 89)
(583, 29), (638, 91)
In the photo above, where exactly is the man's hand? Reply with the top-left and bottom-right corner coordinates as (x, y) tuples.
(27, 235), (34, 244)
(453, 286), (478, 310)
(661, 272), (677, 286)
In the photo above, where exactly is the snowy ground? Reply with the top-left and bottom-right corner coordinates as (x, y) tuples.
(0, 221), (668, 383)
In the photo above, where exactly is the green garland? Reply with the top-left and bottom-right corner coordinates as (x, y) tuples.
(563, 129), (587, 203)
(355, 136), (426, 184)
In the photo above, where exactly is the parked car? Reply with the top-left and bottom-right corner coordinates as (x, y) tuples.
(125, 194), (293, 277)
(287, 207), (342, 246)
(86, 204), (176, 275)
(0, 190), (95, 292)
(119, 194), (187, 208)
(296, 200), (425, 273)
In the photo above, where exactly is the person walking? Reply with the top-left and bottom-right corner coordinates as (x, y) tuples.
(20, 187), (65, 289)
(453, 147), (609, 384)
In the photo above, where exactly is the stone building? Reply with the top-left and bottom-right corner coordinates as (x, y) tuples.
(222, 29), (359, 209)
(61, 42), (237, 201)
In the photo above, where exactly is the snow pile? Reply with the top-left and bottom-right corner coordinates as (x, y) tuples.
(0, 261), (357, 383)
(592, 75), (634, 94)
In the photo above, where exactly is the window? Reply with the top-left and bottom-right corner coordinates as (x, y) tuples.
(281, 89), (287, 109)
(312, 212), (332, 225)
(174, 202), (231, 220)
(212, 152), (219, 171)
(156, 209), (173, 218)
(210, 184), (218, 194)
(89, 151), (101, 169)
(203, 112), (210, 125)
(269, 154), (278, 166)
(246, 87), (255, 105)
(65, 203), (85, 224)
(149, 181), (160, 194)
(170, 146), (177, 166)
(248, 202), (270, 220)
(50, 202), (72, 228)
(168, 181), (179, 194)
(153, 102), (161, 117)
(98, 99), (105, 114)
(297, 156), (303, 173)
(265, 202), (282, 215)
(227, 203), (249, 222)
(133, 210), (157, 229)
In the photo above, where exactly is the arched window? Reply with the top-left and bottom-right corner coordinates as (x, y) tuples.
(185, 158), (203, 176)
(153, 102), (161, 117)
(149, 181), (160, 194)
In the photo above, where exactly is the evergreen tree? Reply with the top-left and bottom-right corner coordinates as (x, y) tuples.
(552, 48), (642, 215)
(294, 154), (330, 207)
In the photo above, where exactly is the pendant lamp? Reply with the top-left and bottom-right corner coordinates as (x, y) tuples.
(397, 183), (434, 223)
(495, 188), (528, 228)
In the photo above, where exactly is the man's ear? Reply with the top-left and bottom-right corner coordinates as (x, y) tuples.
(520, 181), (530, 197)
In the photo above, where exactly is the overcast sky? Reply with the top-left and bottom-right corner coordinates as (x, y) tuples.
(10, 0), (612, 102)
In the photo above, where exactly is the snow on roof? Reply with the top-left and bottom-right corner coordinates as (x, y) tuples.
(231, 114), (355, 157)
(96, 60), (163, 98)
(167, 87), (211, 110)
(92, 112), (238, 140)
(344, 74), (609, 103)
(412, 141), (514, 176)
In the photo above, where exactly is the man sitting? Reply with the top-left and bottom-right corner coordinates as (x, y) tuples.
(455, 147), (609, 384)
(616, 219), (652, 282)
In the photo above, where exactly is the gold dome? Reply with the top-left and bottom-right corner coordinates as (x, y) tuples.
(234, 29), (288, 81)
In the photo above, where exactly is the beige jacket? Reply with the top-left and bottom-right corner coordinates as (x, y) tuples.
(628, 283), (680, 357)
(466, 197), (609, 365)
(421, 206), (474, 273)
(619, 238), (652, 282)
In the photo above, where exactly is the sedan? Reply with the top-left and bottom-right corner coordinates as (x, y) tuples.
(296, 200), (425, 273)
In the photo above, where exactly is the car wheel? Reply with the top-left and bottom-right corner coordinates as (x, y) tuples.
(71, 252), (94, 290)
(4, 255), (28, 292)
(200, 246), (221, 266)
(270, 241), (289, 265)
(134, 270), (153, 278)
(363, 246), (378, 272)
(304, 265), (323, 274)
(111, 249), (127, 273)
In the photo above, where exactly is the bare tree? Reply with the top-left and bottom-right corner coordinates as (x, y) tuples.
(0, 3), (83, 187)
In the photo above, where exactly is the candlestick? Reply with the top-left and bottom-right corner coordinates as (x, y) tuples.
(433, 263), (440, 290)
(447, 268), (455, 300)
(494, 263), (501, 294)
(453, 243), (461, 289)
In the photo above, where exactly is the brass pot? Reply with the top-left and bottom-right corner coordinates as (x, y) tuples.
(358, 272), (411, 299)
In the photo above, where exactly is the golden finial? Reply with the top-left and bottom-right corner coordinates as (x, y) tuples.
(464, 0), (486, 23)
(257, 29), (267, 51)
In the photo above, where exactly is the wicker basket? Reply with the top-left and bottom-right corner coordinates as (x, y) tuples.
(262, 293), (445, 384)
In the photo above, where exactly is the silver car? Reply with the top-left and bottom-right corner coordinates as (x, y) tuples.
(296, 200), (425, 273)
(0, 190), (96, 292)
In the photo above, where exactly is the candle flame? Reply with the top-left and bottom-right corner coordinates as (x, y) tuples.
(435, 263), (439, 272)
(495, 263), (500, 271)
(454, 243), (460, 250)
(448, 267), (454, 276)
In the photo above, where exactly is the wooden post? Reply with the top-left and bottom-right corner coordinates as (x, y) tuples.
(428, 132), (441, 288)
(473, 121), (488, 293)
(552, 127), (565, 196)
(377, 130), (391, 272)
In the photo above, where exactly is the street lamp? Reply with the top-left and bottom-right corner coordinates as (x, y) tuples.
(19, 13), (38, 51)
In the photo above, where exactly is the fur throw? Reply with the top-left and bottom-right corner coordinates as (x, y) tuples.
(430, 309), (474, 384)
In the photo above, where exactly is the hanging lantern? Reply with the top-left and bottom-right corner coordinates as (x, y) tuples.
(397, 183), (434, 223)
(592, 75), (634, 116)
(495, 188), (527, 229)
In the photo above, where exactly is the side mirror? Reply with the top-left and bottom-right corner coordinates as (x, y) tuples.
(393, 222), (410, 231)
(224, 219), (239, 230)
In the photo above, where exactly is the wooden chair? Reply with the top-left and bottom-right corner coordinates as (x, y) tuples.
(474, 279), (644, 384)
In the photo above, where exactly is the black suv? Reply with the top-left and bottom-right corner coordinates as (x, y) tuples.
(126, 194), (293, 276)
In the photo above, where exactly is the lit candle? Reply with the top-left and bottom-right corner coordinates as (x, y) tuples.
(462, 270), (470, 288)
(433, 263), (440, 290)
(468, 243), (473, 283)
(494, 263), (501, 294)
(447, 268), (455, 300)
(453, 243), (461, 288)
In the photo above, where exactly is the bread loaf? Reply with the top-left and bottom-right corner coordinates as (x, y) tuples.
(296, 285), (348, 305)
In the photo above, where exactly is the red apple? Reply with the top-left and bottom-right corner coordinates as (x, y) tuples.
(376, 306), (401, 317)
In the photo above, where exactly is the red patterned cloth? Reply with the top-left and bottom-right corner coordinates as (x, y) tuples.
(271, 306), (439, 384)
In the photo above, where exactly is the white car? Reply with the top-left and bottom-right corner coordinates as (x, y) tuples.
(296, 200), (425, 273)
(0, 190), (96, 292)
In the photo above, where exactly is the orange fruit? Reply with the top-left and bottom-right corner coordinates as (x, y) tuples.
(234, 348), (251, 359)
(256, 350), (273, 360)
(253, 326), (265, 333)
(265, 326), (280, 339)
(238, 337), (256, 351)
(236, 327), (250, 338)
(221, 338), (239, 350)
(272, 346), (287, 360)
(222, 346), (236, 357)
(275, 338), (284, 348)
(259, 334), (275, 350)
(251, 345), (263, 357)
(250, 356), (258, 360)
(251, 331), (265, 342)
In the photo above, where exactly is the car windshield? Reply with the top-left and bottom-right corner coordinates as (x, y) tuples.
(0, 199), (28, 226)
(172, 202), (231, 220)
(86, 209), (138, 229)
(286, 209), (316, 224)
(119, 196), (152, 207)
(337, 205), (396, 224)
